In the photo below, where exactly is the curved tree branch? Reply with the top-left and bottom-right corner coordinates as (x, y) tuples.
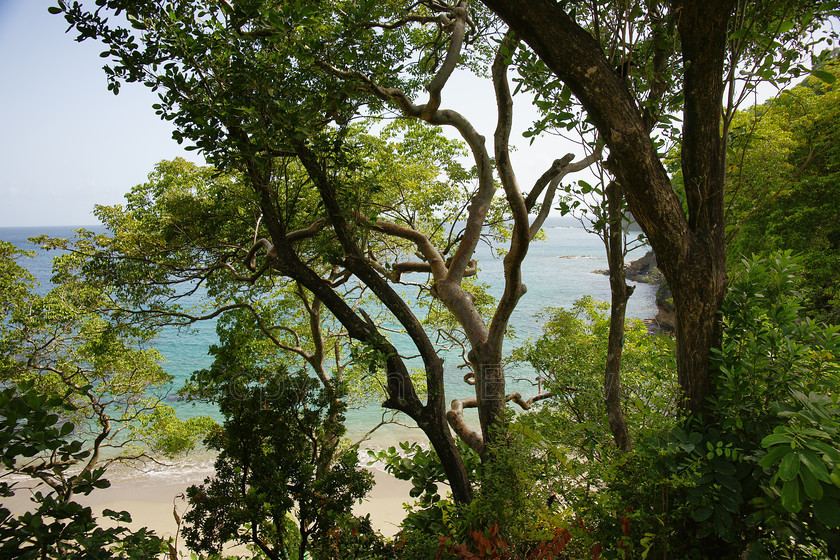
(446, 397), (484, 454)
(423, 2), (468, 118)
(529, 144), (604, 238)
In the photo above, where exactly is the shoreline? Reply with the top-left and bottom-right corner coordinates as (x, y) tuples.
(592, 250), (675, 333)
(4, 463), (414, 552)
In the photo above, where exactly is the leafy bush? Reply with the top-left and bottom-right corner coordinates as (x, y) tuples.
(592, 252), (840, 559)
(0, 381), (166, 559)
(709, 252), (840, 556)
(182, 369), (383, 559)
(505, 254), (840, 559)
(511, 296), (678, 456)
(373, 423), (574, 558)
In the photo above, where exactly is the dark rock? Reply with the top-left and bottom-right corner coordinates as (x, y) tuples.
(591, 251), (662, 284)
(591, 250), (674, 334)
(653, 281), (675, 333)
(624, 251), (661, 284)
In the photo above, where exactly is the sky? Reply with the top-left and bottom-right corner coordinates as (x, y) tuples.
(0, 1), (578, 228)
(1, 2), (829, 228)
(0, 0), (209, 227)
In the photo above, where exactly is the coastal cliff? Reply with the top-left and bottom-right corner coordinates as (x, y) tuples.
(595, 250), (675, 333)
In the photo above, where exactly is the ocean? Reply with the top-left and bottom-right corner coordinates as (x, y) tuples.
(0, 217), (658, 454)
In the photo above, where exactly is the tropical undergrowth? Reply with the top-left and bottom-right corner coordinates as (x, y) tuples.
(369, 253), (839, 560)
(5, 249), (837, 560)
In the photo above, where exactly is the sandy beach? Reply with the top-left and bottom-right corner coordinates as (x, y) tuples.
(4, 463), (414, 555)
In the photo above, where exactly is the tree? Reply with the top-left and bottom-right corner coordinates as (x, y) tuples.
(0, 380), (167, 559)
(182, 370), (375, 560)
(479, 0), (836, 416)
(512, 297), (678, 455)
(726, 58), (840, 322)
(0, 240), (211, 503)
(50, 0), (836, 507)
(52, 0), (607, 505)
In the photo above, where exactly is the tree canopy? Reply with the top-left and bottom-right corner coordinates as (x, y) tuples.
(35, 1), (840, 556)
(727, 57), (840, 321)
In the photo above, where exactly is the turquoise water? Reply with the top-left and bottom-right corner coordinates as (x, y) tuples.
(1, 218), (658, 446)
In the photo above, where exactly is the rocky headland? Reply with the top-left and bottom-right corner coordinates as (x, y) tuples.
(594, 250), (675, 333)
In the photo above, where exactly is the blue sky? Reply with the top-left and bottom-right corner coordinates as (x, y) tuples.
(0, 1), (572, 228)
(0, 1), (201, 227)
(3, 2), (824, 229)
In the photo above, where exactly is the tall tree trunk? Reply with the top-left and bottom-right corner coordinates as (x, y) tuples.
(669, 242), (726, 414)
(671, 0), (731, 414)
(604, 181), (633, 452)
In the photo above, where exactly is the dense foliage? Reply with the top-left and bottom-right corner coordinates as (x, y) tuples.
(512, 298), (678, 451)
(0, 381), (166, 559)
(182, 369), (377, 560)
(727, 58), (840, 321)
(0, 240), (212, 492)
(5, 0), (838, 558)
(359, 255), (840, 559)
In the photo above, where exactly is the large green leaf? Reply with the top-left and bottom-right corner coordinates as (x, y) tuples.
(779, 451), (801, 482)
(758, 445), (789, 468)
(799, 465), (824, 500)
(807, 440), (840, 464)
(780, 479), (801, 513)
(799, 449), (831, 483)
(692, 504), (713, 522)
(814, 497), (840, 528)
(761, 432), (794, 447)
(812, 69), (837, 84)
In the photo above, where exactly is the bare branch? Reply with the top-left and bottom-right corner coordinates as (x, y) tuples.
(286, 218), (327, 242)
(446, 397), (484, 454)
(245, 237), (274, 271)
(487, 29), (528, 354)
(361, 214), (447, 279)
(447, 389), (553, 453)
(363, 14), (441, 30)
(529, 144), (604, 238)
(524, 154), (576, 212)
(245, 219), (325, 271)
(507, 391), (553, 410)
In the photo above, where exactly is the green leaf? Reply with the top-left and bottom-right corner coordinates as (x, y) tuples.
(758, 445), (789, 468)
(713, 505), (732, 536)
(692, 504), (713, 522)
(715, 472), (741, 493)
(799, 466), (823, 500)
(807, 440), (840, 463)
(780, 479), (801, 513)
(712, 458), (736, 476)
(777, 21), (794, 33)
(761, 433), (793, 447)
(813, 497), (840, 528)
(799, 449), (831, 483)
(718, 489), (741, 514)
(811, 70), (836, 84)
(59, 421), (74, 437)
(745, 541), (771, 560)
(779, 452), (801, 482)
